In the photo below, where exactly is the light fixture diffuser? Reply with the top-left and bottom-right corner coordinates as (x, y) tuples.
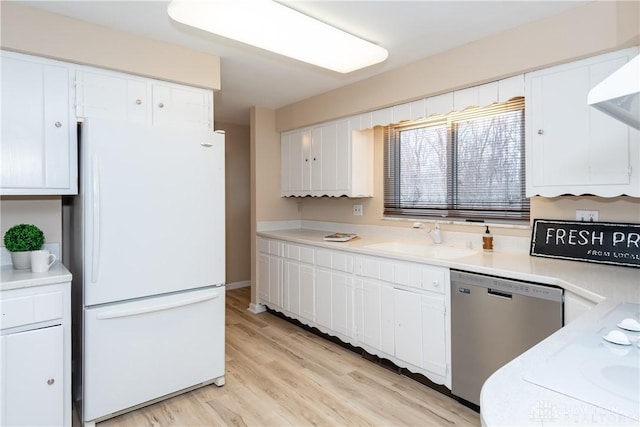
(167, 0), (388, 73)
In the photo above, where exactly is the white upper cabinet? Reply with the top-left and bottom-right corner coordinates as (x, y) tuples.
(281, 119), (374, 197)
(526, 47), (640, 197)
(76, 69), (213, 131)
(1, 51), (78, 195)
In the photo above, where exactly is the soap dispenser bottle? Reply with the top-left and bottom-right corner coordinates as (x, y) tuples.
(482, 225), (493, 252)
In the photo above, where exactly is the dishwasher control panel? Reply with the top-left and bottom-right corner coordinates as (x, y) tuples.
(451, 270), (563, 302)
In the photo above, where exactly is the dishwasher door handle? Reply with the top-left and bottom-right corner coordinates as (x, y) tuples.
(488, 288), (513, 299)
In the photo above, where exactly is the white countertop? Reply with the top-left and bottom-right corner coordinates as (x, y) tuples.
(0, 262), (72, 291)
(258, 228), (639, 303)
(258, 226), (640, 425)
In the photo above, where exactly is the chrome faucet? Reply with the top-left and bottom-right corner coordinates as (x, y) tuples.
(428, 222), (442, 244)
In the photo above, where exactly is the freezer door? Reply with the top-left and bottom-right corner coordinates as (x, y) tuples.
(81, 118), (225, 306)
(82, 287), (225, 422)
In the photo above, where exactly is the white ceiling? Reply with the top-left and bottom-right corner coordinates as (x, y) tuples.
(21, 0), (589, 125)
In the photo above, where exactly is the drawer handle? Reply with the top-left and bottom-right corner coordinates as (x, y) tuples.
(47, 378), (55, 385)
(96, 292), (220, 319)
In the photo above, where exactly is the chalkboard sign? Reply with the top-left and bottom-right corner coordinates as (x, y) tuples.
(530, 219), (640, 268)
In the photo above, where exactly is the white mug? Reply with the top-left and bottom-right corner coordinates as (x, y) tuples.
(31, 250), (56, 273)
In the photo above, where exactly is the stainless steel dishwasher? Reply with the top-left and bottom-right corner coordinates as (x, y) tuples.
(450, 270), (563, 407)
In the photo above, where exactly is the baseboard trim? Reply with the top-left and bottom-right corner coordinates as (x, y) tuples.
(248, 302), (266, 314)
(226, 280), (250, 290)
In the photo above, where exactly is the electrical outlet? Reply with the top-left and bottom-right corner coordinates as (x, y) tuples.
(576, 210), (599, 222)
(353, 204), (363, 216)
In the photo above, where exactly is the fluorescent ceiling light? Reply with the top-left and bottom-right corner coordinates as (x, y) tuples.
(167, 0), (389, 73)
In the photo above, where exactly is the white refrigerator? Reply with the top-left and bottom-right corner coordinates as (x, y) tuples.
(64, 118), (225, 425)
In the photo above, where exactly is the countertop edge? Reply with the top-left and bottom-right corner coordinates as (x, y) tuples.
(0, 262), (72, 291)
(257, 229), (637, 304)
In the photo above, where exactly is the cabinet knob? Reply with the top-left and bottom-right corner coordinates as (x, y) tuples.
(432, 280), (439, 287)
(158, 102), (164, 108)
(313, 157), (317, 161)
(47, 378), (55, 385)
(54, 122), (62, 128)
(136, 99), (142, 105)
(537, 129), (544, 135)
(305, 158), (309, 162)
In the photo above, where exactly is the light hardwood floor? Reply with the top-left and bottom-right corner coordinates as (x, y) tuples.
(97, 287), (480, 426)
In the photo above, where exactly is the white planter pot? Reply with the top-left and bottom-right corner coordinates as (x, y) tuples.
(11, 251), (31, 270)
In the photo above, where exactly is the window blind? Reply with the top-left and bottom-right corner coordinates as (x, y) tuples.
(384, 97), (528, 221)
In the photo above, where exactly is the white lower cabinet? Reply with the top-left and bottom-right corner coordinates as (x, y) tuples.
(394, 288), (447, 377)
(1, 326), (64, 426)
(0, 282), (71, 427)
(283, 243), (315, 322)
(257, 238), (283, 309)
(315, 268), (353, 338)
(354, 254), (449, 383)
(257, 236), (451, 387)
(353, 278), (395, 356)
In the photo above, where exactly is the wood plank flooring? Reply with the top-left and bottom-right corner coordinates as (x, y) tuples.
(97, 287), (480, 426)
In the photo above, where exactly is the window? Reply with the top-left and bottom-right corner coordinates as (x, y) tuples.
(384, 97), (528, 222)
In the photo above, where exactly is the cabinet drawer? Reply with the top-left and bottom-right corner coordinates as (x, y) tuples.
(284, 244), (314, 264)
(356, 256), (447, 294)
(257, 238), (282, 256)
(316, 249), (353, 273)
(1, 291), (63, 330)
(421, 266), (447, 294)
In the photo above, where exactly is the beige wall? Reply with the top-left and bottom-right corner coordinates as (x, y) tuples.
(216, 121), (251, 285)
(1, 2), (220, 89)
(250, 107), (300, 302)
(0, 197), (62, 245)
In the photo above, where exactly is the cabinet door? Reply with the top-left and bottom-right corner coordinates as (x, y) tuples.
(331, 272), (352, 337)
(335, 120), (351, 192)
(393, 287), (447, 376)
(284, 260), (301, 315)
(354, 278), (394, 355)
(310, 121), (349, 195)
(526, 49), (638, 196)
(280, 132), (292, 195)
(394, 288), (424, 368)
(299, 264), (315, 321)
(286, 130), (310, 194)
(310, 127), (323, 191)
(258, 253), (271, 305)
(152, 84), (212, 131)
(315, 268), (332, 330)
(75, 70), (149, 123)
(1, 325), (64, 427)
(1, 54), (77, 195)
(420, 293), (447, 376)
(315, 268), (352, 336)
(268, 255), (283, 309)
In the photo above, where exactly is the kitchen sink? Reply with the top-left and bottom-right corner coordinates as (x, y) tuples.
(364, 242), (476, 259)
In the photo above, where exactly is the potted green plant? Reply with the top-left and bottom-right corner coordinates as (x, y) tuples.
(3, 224), (45, 270)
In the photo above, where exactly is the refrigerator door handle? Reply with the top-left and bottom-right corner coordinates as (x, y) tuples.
(96, 291), (221, 320)
(91, 155), (101, 284)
